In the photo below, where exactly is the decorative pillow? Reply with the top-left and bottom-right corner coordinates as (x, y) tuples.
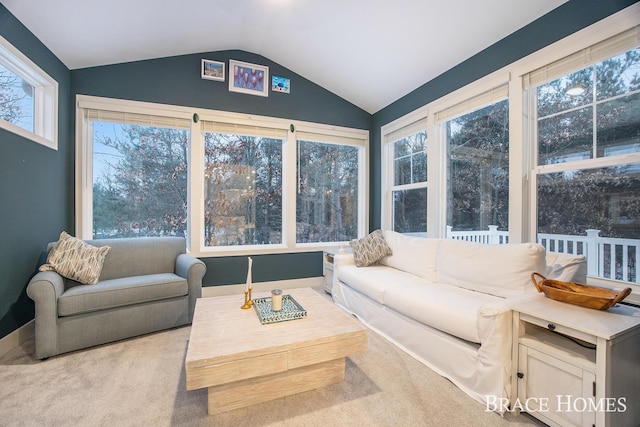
(39, 231), (111, 285)
(349, 229), (392, 267)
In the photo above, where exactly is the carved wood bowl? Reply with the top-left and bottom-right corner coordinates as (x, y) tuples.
(531, 272), (632, 310)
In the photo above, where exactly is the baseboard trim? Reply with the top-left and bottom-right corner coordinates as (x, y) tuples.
(0, 320), (34, 358)
(202, 277), (323, 298)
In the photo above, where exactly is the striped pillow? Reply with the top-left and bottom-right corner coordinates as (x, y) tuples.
(39, 231), (111, 285)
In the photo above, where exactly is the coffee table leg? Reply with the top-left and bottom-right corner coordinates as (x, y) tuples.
(208, 357), (345, 415)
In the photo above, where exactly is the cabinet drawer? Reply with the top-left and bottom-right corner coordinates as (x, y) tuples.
(520, 313), (597, 345)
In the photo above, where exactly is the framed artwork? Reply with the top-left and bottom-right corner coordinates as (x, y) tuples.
(202, 59), (225, 81)
(229, 60), (269, 96)
(272, 76), (290, 93)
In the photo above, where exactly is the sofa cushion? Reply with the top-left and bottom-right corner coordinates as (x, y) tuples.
(337, 264), (432, 304)
(58, 273), (188, 316)
(380, 231), (439, 282)
(40, 231), (111, 285)
(545, 251), (587, 283)
(349, 229), (392, 267)
(437, 240), (546, 298)
(384, 283), (500, 343)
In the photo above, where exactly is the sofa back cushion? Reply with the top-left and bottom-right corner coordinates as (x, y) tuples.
(380, 230), (439, 282)
(51, 237), (186, 281)
(436, 239), (546, 298)
(545, 251), (587, 283)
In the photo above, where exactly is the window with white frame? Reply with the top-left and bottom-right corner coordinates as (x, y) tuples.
(383, 118), (428, 235)
(436, 86), (509, 243)
(201, 121), (285, 247)
(76, 96), (368, 255)
(528, 27), (640, 284)
(296, 133), (361, 243)
(0, 36), (57, 149)
(85, 110), (191, 239)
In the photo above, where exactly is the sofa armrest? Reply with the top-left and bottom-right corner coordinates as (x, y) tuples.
(176, 254), (206, 321)
(26, 271), (66, 359)
(333, 253), (356, 288)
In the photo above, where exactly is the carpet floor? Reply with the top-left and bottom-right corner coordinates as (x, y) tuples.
(0, 292), (544, 427)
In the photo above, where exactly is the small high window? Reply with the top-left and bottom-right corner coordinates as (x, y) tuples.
(0, 36), (57, 149)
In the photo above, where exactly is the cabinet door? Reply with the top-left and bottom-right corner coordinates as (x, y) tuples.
(518, 345), (596, 427)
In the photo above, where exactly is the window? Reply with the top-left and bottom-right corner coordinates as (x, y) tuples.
(529, 28), (640, 285)
(76, 96), (368, 255)
(437, 87), (509, 242)
(201, 123), (285, 247)
(0, 36), (57, 149)
(86, 111), (191, 239)
(296, 138), (360, 243)
(382, 116), (428, 235)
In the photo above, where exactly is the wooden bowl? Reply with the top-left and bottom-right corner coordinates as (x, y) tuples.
(530, 272), (632, 310)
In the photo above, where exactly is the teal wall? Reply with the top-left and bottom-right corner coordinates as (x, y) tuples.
(0, 4), (73, 339)
(0, 0), (637, 340)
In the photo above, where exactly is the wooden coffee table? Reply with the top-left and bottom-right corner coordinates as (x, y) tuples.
(184, 287), (368, 414)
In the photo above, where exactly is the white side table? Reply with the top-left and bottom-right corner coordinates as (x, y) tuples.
(322, 246), (350, 294)
(511, 295), (640, 427)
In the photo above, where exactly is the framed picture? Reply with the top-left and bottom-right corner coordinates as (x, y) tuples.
(202, 59), (225, 81)
(272, 76), (290, 93)
(229, 60), (269, 97)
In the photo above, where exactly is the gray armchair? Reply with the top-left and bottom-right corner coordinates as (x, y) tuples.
(27, 237), (206, 359)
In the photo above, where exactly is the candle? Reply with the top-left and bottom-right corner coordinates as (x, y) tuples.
(271, 289), (282, 311)
(245, 257), (253, 292)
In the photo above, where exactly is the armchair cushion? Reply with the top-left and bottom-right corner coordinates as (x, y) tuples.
(39, 231), (111, 285)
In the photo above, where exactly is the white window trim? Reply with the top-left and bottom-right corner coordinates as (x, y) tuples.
(76, 95), (368, 257)
(0, 36), (58, 150)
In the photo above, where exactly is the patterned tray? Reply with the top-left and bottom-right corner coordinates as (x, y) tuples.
(253, 294), (307, 325)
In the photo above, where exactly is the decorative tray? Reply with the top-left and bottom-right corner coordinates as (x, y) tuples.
(253, 294), (307, 325)
(531, 272), (632, 310)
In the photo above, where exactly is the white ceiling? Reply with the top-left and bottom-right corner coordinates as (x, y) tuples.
(3, 0), (568, 113)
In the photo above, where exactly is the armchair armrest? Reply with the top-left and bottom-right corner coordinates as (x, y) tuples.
(176, 253), (206, 321)
(26, 271), (66, 359)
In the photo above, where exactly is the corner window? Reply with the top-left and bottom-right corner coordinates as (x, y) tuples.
(0, 36), (57, 149)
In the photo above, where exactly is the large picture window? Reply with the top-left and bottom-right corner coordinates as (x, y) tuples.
(202, 124), (285, 247)
(296, 139), (360, 243)
(76, 96), (368, 255)
(530, 29), (640, 285)
(87, 112), (191, 239)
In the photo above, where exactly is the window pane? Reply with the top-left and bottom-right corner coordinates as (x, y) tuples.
(393, 131), (427, 186)
(537, 163), (640, 282)
(538, 107), (593, 164)
(92, 123), (188, 238)
(0, 63), (34, 132)
(204, 133), (283, 246)
(597, 92), (640, 158)
(447, 99), (509, 235)
(296, 140), (358, 243)
(393, 188), (427, 233)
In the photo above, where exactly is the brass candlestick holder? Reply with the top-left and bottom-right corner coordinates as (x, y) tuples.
(240, 287), (254, 309)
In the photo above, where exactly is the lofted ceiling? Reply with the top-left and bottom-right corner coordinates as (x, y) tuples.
(2, 0), (568, 113)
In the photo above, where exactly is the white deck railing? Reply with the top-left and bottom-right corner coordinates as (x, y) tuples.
(446, 226), (639, 283)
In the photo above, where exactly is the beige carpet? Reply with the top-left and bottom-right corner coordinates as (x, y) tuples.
(0, 294), (544, 427)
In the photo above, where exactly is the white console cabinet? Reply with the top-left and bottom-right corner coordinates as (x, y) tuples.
(322, 246), (350, 294)
(511, 296), (640, 427)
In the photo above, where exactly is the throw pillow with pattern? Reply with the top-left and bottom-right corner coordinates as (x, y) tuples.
(39, 231), (111, 285)
(349, 229), (392, 267)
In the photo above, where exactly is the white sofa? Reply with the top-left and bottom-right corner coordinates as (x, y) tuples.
(332, 230), (586, 410)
